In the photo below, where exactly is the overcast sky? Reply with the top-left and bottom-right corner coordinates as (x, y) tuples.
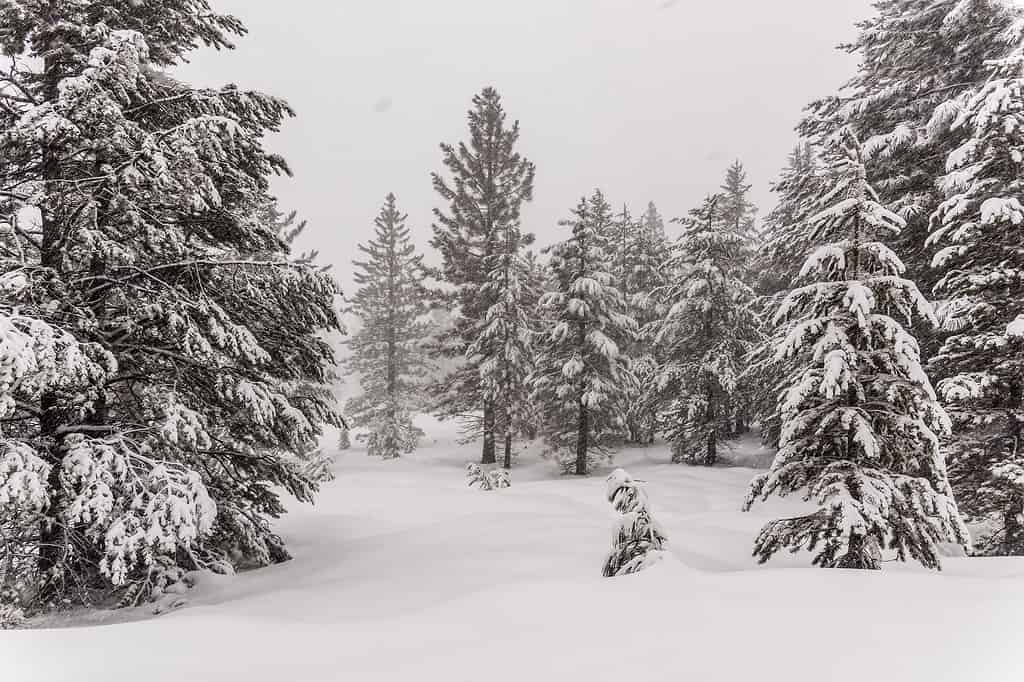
(179, 0), (872, 291)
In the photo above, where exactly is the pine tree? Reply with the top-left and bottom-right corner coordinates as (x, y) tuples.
(0, 3), (340, 606)
(744, 131), (968, 570)
(621, 202), (672, 444)
(642, 201), (667, 241)
(343, 195), (432, 459)
(757, 143), (822, 298)
(927, 42), (1024, 555)
(468, 217), (534, 469)
(515, 250), (549, 442)
(654, 193), (761, 466)
(800, 0), (1021, 290)
(529, 191), (636, 475)
(718, 160), (759, 241)
(751, 143), (826, 448)
(430, 87), (535, 465)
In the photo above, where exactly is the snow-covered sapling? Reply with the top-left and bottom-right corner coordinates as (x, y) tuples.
(465, 463), (511, 491)
(602, 468), (668, 576)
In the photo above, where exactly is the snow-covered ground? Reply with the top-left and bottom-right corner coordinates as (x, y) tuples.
(3, 418), (1023, 682)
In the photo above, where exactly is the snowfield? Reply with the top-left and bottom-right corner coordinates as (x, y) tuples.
(3, 418), (1022, 682)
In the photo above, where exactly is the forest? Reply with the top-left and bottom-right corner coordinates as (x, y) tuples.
(0, 2), (1022, 679)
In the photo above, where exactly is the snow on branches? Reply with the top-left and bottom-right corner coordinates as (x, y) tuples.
(0, 1), (341, 608)
(529, 191), (636, 475)
(465, 463), (511, 491)
(745, 131), (968, 570)
(343, 194), (431, 460)
(602, 468), (667, 576)
(653, 187), (761, 466)
(927, 37), (1024, 555)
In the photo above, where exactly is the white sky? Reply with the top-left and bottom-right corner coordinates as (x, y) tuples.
(179, 1), (871, 290)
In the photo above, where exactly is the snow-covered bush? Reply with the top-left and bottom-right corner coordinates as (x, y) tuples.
(465, 463), (511, 491)
(361, 418), (423, 460)
(0, 586), (25, 630)
(602, 469), (668, 576)
(653, 174), (761, 466)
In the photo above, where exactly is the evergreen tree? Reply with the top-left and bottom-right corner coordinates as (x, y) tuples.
(641, 201), (667, 241)
(751, 143), (825, 448)
(744, 132), (968, 569)
(654, 194), (760, 465)
(515, 250), (549, 442)
(0, 2), (340, 606)
(468, 217), (533, 469)
(430, 87), (535, 465)
(337, 428), (352, 451)
(621, 202), (672, 444)
(343, 194), (431, 459)
(800, 0), (1021, 290)
(602, 468), (668, 577)
(529, 191), (636, 475)
(718, 160), (759, 241)
(757, 143), (822, 298)
(927, 42), (1024, 555)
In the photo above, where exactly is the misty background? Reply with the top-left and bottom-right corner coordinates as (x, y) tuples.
(178, 0), (871, 292)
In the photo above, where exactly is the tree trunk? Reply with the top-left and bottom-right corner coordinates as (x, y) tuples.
(503, 430), (512, 470)
(481, 402), (496, 464)
(1003, 382), (1024, 554)
(834, 529), (881, 570)
(1003, 492), (1024, 555)
(36, 51), (69, 603)
(37, 395), (66, 603)
(575, 401), (589, 476)
(705, 383), (717, 466)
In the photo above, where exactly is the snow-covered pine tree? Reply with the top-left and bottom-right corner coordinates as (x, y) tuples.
(529, 191), (636, 475)
(927, 40), (1024, 555)
(750, 143), (826, 449)
(468, 217), (534, 470)
(430, 87), (535, 465)
(515, 250), (549, 442)
(343, 194), (432, 459)
(718, 160), (759, 242)
(800, 0), (1022, 291)
(620, 202), (672, 445)
(744, 130), (968, 570)
(653, 193), (761, 466)
(757, 143), (822, 298)
(717, 161), (760, 433)
(642, 201), (667, 241)
(602, 468), (668, 577)
(0, 2), (340, 607)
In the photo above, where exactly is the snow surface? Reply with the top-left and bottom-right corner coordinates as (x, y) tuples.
(3, 417), (1022, 682)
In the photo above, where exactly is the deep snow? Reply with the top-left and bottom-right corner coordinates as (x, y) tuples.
(2, 418), (1022, 682)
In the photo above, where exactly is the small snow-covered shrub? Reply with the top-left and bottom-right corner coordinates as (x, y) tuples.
(0, 585), (25, 629)
(362, 417), (422, 460)
(338, 428), (352, 450)
(602, 468), (668, 577)
(466, 463), (511, 491)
